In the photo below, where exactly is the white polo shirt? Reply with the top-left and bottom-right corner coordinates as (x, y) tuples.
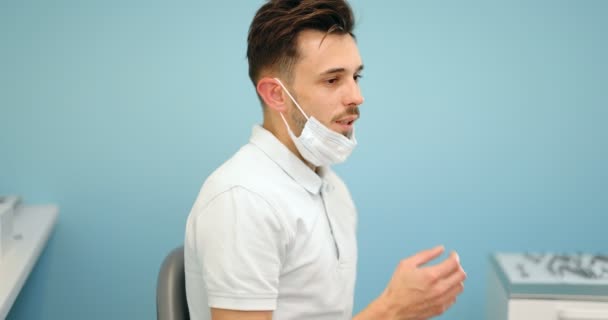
(184, 125), (358, 320)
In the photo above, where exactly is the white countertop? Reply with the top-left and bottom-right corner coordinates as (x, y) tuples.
(0, 205), (59, 319)
(491, 253), (608, 301)
(495, 253), (608, 285)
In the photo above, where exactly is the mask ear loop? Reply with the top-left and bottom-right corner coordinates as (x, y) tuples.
(274, 78), (309, 120)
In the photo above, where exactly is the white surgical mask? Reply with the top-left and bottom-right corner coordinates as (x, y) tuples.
(275, 78), (357, 167)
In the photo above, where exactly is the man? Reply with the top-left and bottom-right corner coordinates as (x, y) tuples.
(184, 1), (467, 319)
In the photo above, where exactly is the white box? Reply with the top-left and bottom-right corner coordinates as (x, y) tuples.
(0, 195), (21, 259)
(487, 253), (608, 320)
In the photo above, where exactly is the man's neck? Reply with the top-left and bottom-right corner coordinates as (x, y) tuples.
(262, 120), (317, 172)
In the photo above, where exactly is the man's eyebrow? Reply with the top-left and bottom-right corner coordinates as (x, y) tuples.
(319, 65), (364, 76)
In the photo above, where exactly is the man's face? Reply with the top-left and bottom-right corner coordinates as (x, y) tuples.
(286, 30), (364, 137)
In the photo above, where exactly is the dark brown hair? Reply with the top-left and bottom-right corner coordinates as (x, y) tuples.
(247, 0), (356, 86)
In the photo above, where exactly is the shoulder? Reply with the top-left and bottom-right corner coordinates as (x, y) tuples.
(196, 144), (285, 202)
(186, 143), (297, 235)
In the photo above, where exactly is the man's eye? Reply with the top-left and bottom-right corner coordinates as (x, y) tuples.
(327, 78), (338, 84)
(354, 74), (363, 82)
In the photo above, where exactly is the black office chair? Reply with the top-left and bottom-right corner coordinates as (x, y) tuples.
(157, 246), (190, 320)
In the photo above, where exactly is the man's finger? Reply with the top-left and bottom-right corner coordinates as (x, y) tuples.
(423, 282), (463, 319)
(443, 262), (467, 289)
(425, 251), (461, 278)
(436, 278), (465, 306)
(408, 245), (445, 267)
(432, 262), (466, 300)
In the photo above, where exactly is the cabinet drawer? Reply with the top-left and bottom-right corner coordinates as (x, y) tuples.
(510, 299), (608, 320)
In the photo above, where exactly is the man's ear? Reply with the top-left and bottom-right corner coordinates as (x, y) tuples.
(257, 77), (287, 113)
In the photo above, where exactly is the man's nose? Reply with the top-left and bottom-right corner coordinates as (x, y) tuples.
(345, 80), (364, 106)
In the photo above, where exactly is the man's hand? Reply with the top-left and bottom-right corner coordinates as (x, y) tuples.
(374, 246), (467, 320)
(211, 308), (272, 320)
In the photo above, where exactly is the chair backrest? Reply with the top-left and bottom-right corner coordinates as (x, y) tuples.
(157, 246), (190, 320)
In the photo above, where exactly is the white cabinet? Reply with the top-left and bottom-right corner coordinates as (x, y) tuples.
(0, 196), (20, 258)
(487, 253), (608, 320)
(510, 299), (608, 320)
(0, 205), (58, 319)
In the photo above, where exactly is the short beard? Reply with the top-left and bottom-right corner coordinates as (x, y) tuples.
(289, 98), (307, 135)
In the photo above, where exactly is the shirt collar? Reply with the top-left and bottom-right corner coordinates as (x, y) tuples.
(249, 125), (323, 195)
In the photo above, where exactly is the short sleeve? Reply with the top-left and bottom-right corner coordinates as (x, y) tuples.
(190, 186), (287, 311)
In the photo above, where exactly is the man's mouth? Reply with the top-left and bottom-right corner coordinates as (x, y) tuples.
(334, 116), (358, 132)
(336, 119), (355, 125)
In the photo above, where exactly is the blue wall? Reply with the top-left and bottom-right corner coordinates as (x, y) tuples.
(1, 1), (606, 319)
